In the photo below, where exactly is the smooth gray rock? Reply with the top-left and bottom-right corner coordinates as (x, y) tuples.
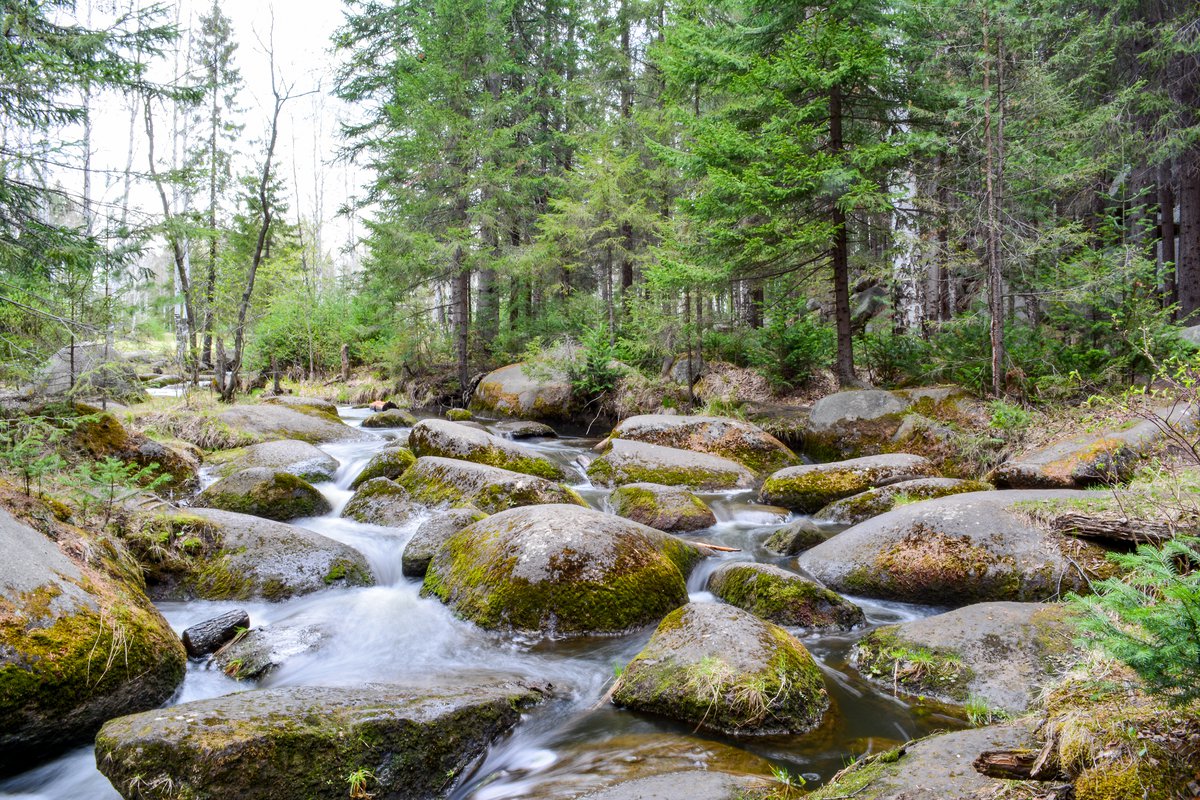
(587, 440), (757, 490)
(760, 454), (939, 512)
(604, 414), (799, 475)
(207, 439), (339, 483)
(708, 562), (864, 630)
(797, 490), (1112, 605)
(348, 446), (416, 489)
(762, 519), (830, 555)
(609, 483), (717, 532)
(195, 467), (331, 521)
(182, 609), (250, 658)
(400, 456), (585, 514)
(361, 407), (419, 428)
(409, 418), (564, 479)
(211, 624), (327, 681)
(27, 342), (145, 402)
(262, 395), (340, 418)
(490, 420), (557, 439)
(814, 477), (992, 525)
(402, 508), (487, 578)
(217, 403), (369, 444)
(340, 477), (422, 527)
(580, 772), (770, 800)
(95, 678), (552, 800)
(471, 362), (574, 420)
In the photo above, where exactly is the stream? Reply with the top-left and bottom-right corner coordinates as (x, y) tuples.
(0, 406), (966, 799)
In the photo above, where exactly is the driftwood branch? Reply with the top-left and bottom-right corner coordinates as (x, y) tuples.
(1048, 512), (1175, 545)
(973, 739), (1066, 781)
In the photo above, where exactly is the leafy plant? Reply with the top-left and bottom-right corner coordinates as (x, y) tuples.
(1069, 535), (1200, 705)
(963, 694), (1007, 726)
(346, 767), (376, 799)
(65, 457), (169, 527)
(987, 399), (1032, 434)
(0, 413), (67, 495)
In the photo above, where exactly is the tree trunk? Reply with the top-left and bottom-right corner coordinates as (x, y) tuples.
(451, 245), (471, 393)
(1178, 146), (1200, 321)
(983, 11), (1006, 396)
(1160, 159), (1177, 315)
(340, 343), (350, 383)
(829, 83), (856, 386)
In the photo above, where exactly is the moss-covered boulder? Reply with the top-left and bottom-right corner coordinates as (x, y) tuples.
(217, 403), (369, 444)
(989, 405), (1197, 489)
(611, 602), (828, 735)
(708, 562), (864, 630)
(70, 408), (200, 491)
(206, 439), (338, 483)
(340, 476), (422, 527)
(760, 454), (939, 513)
(95, 678), (551, 800)
(398, 456), (585, 514)
(797, 490), (1114, 605)
(471, 362), (574, 421)
(422, 504), (702, 636)
(854, 602), (1074, 714)
(803, 386), (972, 461)
(762, 519), (830, 555)
(587, 440), (756, 490)
(609, 482), (716, 532)
(490, 420), (557, 439)
(361, 407), (419, 428)
(402, 507), (487, 578)
(444, 407), (473, 421)
(0, 502), (185, 775)
(603, 414), (800, 475)
(814, 477), (992, 525)
(146, 508), (373, 601)
(348, 445), (417, 489)
(261, 395), (340, 420)
(409, 418), (564, 480)
(195, 467), (331, 521)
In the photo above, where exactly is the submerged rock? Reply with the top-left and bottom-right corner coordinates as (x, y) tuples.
(760, 454), (939, 513)
(797, 490), (1113, 605)
(402, 508), (488, 578)
(587, 440), (756, 490)
(423, 504), (702, 636)
(603, 414), (800, 475)
(0, 503), (185, 775)
(361, 407), (419, 428)
(611, 602), (828, 735)
(207, 439), (339, 483)
(217, 403), (369, 444)
(348, 445), (417, 489)
(853, 602), (1075, 714)
(95, 678), (551, 800)
(707, 562), (864, 630)
(211, 624), (327, 681)
(762, 519), (830, 555)
(490, 420), (557, 439)
(409, 418), (564, 479)
(814, 477), (992, 525)
(609, 482), (716, 532)
(195, 467), (331, 521)
(471, 362), (574, 421)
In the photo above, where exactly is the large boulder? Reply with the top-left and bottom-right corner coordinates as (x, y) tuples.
(70, 408), (200, 491)
(814, 477), (992, 525)
(360, 407), (419, 428)
(146, 508), (373, 601)
(422, 504), (703, 636)
(206, 439), (338, 483)
(707, 562), (864, 630)
(409, 418), (564, 480)
(195, 467), (331, 521)
(349, 446), (417, 490)
(587, 440), (756, 490)
(472, 362), (574, 421)
(603, 414), (800, 475)
(216, 403), (370, 444)
(402, 508), (487, 578)
(0, 503), (185, 775)
(261, 395), (341, 420)
(28, 342), (145, 403)
(797, 490), (1114, 605)
(490, 420), (557, 439)
(609, 483), (716, 532)
(340, 477), (423, 527)
(760, 454), (939, 513)
(611, 603), (828, 735)
(803, 386), (971, 460)
(762, 519), (830, 555)
(990, 405), (1197, 489)
(399, 456), (584, 514)
(95, 678), (551, 800)
(854, 602), (1074, 715)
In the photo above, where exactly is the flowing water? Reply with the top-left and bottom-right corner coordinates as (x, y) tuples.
(0, 407), (965, 799)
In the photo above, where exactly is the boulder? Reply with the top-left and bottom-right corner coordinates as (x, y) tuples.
(609, 483), (716, 532)
(361, 407), (419, 428)
(707, 562), (864, 630)
(340, 477), (423, 527)
(445, 408), (473, 421)
(804, 386), (971, 460)
(195, 467), (331, 521)
(211, 624), (327, 681)
(368, 400), (398, 412)
(28, 342), (146, 403)
(422, 504), (703, 636)
(409, 418), (564, 480)
(990, 405), (1197, 489)
(611, 602), (828, 735)
(70, 409), (200, 490)
(0, 503), (185, 775)
(854, 602), (1074, 715)
(760, 454), (939, 513)
(805, 721), (1037, 800)
(721, 503), (790, 525)
(181, 609), (250, 658)
(490, 420), (557, 439)
(348, 446), (416, 489)
(762, 519), (830, 555)
(402, 508), (487, 578)
(603, 414), (800, 475)
(217, 403), (369, 444)
(814, 477), (992, 525)
(95, 678), (551, 800)
(471, 362), (573, 421)
(206, 439), (339, 483)
(797, 490), (1114, 605)
(150, 508), (373, 601)
(262, 395), (341, 420)
(587, 440), (756, 490)
(398, 456), (585, 514)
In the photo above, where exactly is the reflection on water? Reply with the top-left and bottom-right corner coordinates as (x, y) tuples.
(0, 408), (964, 800)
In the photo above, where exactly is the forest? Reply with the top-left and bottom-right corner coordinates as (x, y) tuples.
(1, 1), (1200, 799)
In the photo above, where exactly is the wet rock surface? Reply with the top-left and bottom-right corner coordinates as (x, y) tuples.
(348, 445), (416, 489)
(761, 519), (831, 555)
(708, 562), (864, 630)
(206, 439), (339, 483)
(609, 482), (717, 532)
(195, 466), (331, 521)
(604, 414), (800, 475)
(402, 507), (488, 577)
(587, 439), (757, 490)
(760, 454), (939, 513)
(409, 418), (564, 479)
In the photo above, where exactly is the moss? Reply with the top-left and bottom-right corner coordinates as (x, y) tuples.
(323, 558), (371, 586)
(186, 551), (255, 600)
(587, 456), (743, 490)
(863, 526), (1018, 604)
(445, 408), (473, 421)
(709, 565), (863, 629)
(854, 627), (973, 702)
(348, 447), (416, 489)
(198, 471), (330, 521)
(760, 468), (879, 513)
(1074, 761), (1175, 800)
(396, 461), (584, 515)
(804, 749), (905, 799)
(610, 485), (715, 531)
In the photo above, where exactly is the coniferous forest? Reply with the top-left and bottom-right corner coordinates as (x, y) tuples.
(1, 1), (1200, 799)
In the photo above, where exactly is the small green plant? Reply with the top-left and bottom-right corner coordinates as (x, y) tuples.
(0, 413), (67, 495)
(346, 767), (375, 799)
(963, 694), (1006, 726)
(1069, 535), (1200, 705)
(769, 763), (806, 794)
(65, 456), (169, 527)
(987, 399), (1032, 434)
